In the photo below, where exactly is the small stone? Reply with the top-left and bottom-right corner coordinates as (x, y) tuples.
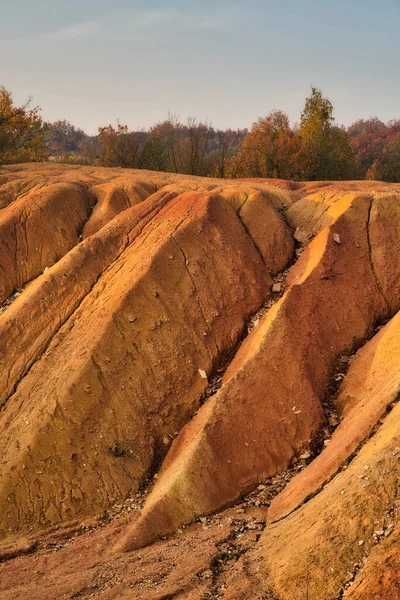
(199, 517), (207, 524)
(294, 228), (309, 244)
(198, 369), (208, 380)
(300, 452), (311, 460)
(358, 540), (364, 546)
(272, 283), (282, 294)
(334, 233), (341, 244)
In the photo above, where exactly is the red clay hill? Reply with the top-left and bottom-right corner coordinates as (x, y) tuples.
(0, 163), (399, 599)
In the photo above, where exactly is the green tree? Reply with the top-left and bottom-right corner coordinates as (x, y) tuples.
(299, 87), (355, 180)
(139, 128), (167, 171)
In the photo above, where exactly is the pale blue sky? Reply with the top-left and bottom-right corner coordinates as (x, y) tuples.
(1, 0), (399, 134)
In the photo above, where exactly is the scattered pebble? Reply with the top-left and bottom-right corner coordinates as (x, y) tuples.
(198, 369), (208, 380)
(272, 283), (282, 294)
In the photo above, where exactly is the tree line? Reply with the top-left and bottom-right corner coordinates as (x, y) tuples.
(1, 85), (399, 182)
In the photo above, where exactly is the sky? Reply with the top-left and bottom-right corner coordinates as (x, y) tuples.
(1, 0), (400, 134)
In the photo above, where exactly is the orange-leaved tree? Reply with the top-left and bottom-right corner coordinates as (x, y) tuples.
(0, 86), (48, 165)
(98, 122), (147, 168)
(235, 110), (301, 179)
(347, 118), (388, 178)
(367, 128), (400, 182)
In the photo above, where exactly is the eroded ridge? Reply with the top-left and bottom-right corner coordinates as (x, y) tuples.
(0, 164), (400, 600)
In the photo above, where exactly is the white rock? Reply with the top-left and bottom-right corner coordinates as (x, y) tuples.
(198, 369), (208, 380)
(300, 452), (311, 460)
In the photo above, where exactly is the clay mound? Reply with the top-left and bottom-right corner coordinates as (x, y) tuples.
(257, 373), (400, 600)
(115, 191), (392, 552)
(0, 165), (297, 535)
(0, 163), (400, 600)
(268, 308), (400, 524)
(81, 178), (157, 238)
(0, 182), (92, 302)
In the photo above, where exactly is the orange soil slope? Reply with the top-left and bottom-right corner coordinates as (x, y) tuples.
(0, 163), (399, 600)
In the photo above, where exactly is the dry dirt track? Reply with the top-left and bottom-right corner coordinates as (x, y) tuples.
(0, 163), (399, 599)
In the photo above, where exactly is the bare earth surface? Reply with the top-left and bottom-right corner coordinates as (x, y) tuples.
(0, 163), (399, 599)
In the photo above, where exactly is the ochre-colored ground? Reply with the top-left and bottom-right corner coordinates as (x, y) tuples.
(0, 163), (399, 599)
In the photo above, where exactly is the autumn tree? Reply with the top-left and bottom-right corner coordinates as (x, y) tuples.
(147, 115), (212, 175)
(367, 130), (400, 182)
(46, 120), (87, 157)
(208, 129), (246, 178)
(98, 122), (147, 168)
(0, 86), (48, 165)
(347, 118), (388, 177)
(299, 87), (355, 180)
(149, 114), (183, 173)
(76, 135), (101, 165)
(180, 117), (212, 176)
(235, 110), (301, 179)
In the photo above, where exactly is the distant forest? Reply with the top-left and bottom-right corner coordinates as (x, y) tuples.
(1, 85), (400, 181)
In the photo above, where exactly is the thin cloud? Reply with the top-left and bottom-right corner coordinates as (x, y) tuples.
(54, 21), (103, 40)
(0, 7), (233, 48)
(51, 9), (230, 41)
(127, 9), (230, 32)
(0, 19), (104, 46)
